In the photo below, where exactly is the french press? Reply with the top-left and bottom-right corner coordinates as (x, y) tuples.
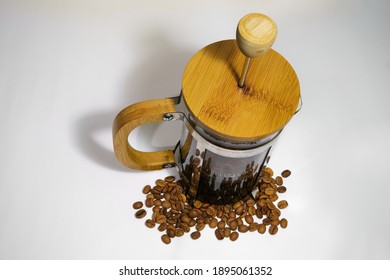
(113, 13), (301, 205)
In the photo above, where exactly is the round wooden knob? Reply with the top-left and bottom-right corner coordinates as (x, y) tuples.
(236, 13), (278, 58)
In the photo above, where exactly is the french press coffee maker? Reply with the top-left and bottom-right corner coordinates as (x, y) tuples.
(113, 13), (301, 205)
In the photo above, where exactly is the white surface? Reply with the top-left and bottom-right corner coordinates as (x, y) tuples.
(0, 0), (389, 260)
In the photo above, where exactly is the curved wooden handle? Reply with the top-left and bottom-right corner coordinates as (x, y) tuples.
(113, 98), (178, 170)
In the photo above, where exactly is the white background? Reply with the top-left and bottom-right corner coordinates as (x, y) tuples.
(0, 0), (389, 260)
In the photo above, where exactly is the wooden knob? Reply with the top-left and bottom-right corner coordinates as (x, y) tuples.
(236, 13), (278, 58)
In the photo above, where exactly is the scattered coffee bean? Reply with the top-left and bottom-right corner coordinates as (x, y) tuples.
(145, 219), (155, 228)
(142, 185), (151, 194)
(132, 166), (291, 244)
(135, 209), (146, 219)
(161, 234), (171, 244)
(230, 231), (239, 241)
(277, 200), (288, 209)
(133, 201), (143, 209)
(281, 170), (291, 178)
(191, 231), (201, 240)
(280, 218), (288, 229)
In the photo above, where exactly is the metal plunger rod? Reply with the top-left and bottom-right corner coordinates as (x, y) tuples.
(236, 13), (278, 88)
(239, 57), (251, 88)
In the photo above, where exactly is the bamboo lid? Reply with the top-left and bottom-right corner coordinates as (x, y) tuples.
(182, 39), (300, 142)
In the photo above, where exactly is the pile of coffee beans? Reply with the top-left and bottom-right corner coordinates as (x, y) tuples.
(132, 167), (290, 244)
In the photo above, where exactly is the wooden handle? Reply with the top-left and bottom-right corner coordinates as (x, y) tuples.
(112, 98), (178, 170)
(236, 13), (277, 58)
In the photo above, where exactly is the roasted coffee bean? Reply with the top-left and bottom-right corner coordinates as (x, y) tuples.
(142, 185), (151, 194)
(277, 186), (287, 193)
(145, 198), (154, 208)
(209, 218), (218, 228)
(238, 225), (248, 233)
(281, 169), (291, 178)
(245, 215), (254, 224)
(156, 215), (167, 224)
(161, 234), (171, 244)
(262, 176), (271, 183)
(258, 224), (266, 234)
(164, 176), (175, 183)
(191, 231), (201, 240)
(280, 218), (288, 229)
(145, 219), (155, 228)
(236, 218), (243, 226)
(275, 176), (283, 186)
(269, 225), (278, 235)
(133, 201), (143, 209)
(175, 228), (184, 237)
(195, 223), (205, 231)
(265, 187), (275, 196)
(246, 198), (256, 207)
(158, 223), (168, 232)
(277, 200), (288, 209)
(162, 201), (171, 209)
(167, 228), (176, 238)
(156, 179), (166, 188)
(135, 209), (146, 219)
(217, 221), (225, 229)
(215, 228), (224, 240)
(230, 231), (239, 241)
(270, 219), (280, 226)
(223, 227), (231, 238)
(206, 206), (216, 216)
(267, 201), (276, 210)
(154, 200), (162, 207)
(264, 167), (274, 176)
(233, 201), (242, 210)
(249, 222), (259, 232)
(235, 205), (244, 215)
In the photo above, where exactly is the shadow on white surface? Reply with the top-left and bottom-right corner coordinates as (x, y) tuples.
(73, 34), (191, 172)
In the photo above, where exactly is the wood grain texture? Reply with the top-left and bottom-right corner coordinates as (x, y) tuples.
(112, 98), (177, 170)
(236, 13), (277, 58)
(182, 39), (300, 142)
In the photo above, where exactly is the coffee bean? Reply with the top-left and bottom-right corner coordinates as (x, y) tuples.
(275, 176), (283, 186)
(277, 186), (287, 193)
(281, 170), (291, 178)
(195, 223), (206, 231)
(229, 220), (238, 231)
(206, 206), (216, 216)
(158, 223), (167, 232)
(135, 209), (146, 219)
(133, 201), (143, 209)
(277, 200), (288, 209)
(194, 200), (202, 209)
(265, 187), (275, 196)
(269, 225), (278, 235)
(156, 179), (166, 188)
(217, 221), (225, 229)
(233, 201), (242, 210)
(280, 218), (288, 229)
(223, 227), (231, 238)
(235, 205), (244, 215)
(142, 185), (151, 194)
(167, 228), (176, 238)
(175, 228), (184, 237)
(145, 219), (155, 228)
(249, 222), (259, 232)
(215, 228), (224, 240)
(145, 198), (154, 208)
(238, 225), (248, 233)
(191, 231), (201, 240)
(164, 176), (175, 183)
(162, 201), (171, 209)
(156, 215), (167, 224)
(209, 218), (218, 228)
(245, 215), (254, 224)
(161, 234), (171, 244)
(258, 224), (266, 234)
(228, 231), (238, 242)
